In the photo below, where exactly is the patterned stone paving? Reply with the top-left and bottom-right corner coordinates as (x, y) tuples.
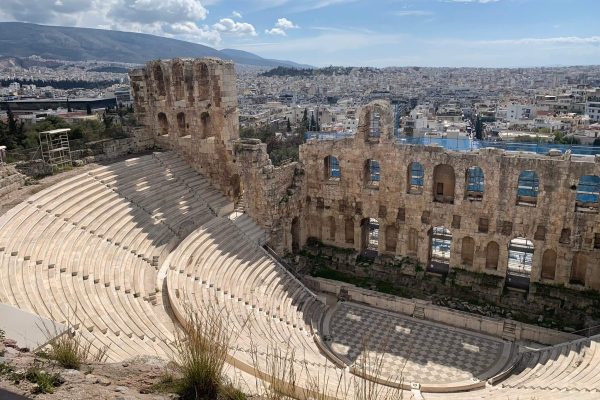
(327, 303), (506, 385)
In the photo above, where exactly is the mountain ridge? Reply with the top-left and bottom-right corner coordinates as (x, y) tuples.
(0, 22), (311, 68)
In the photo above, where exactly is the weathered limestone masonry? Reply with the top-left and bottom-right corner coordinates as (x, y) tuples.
(130, 58), (240, 200)
(0, 164), (26, 200)
(235, 138), (305, 253)
(297, 101), (600, 295)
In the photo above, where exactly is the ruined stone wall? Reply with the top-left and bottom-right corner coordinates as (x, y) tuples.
(296, 101), (600, 292)
(235, 139), (305, 253)
(129, 58), (240, 198)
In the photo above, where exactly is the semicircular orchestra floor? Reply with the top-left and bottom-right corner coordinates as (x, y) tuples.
(324, 302), (511, 387)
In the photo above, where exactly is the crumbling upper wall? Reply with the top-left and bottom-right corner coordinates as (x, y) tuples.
(129, 58), (240, 197)
(234, 139), (305, 253)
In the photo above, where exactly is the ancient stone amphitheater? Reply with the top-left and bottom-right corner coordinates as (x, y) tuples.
(1, 58), (600, 399)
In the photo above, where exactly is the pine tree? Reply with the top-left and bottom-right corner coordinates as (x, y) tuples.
(6, 107), (26, 149)
(286, 118), (292, 132)
(475, 116), (483, 140)
(310, 114), (316, 131)
(67, 98), (72, 113)
(86, 103), (92, 115)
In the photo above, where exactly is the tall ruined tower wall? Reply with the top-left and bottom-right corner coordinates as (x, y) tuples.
(130, 58), (240, 199)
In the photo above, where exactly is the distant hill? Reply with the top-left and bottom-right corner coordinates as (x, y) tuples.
(0, 22), (311, 68)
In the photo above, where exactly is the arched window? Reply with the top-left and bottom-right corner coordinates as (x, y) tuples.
(153, 64), (166, 97)
(291, 217), (300, 253)
(517, 170), (539, 206)
(157, 112), (168, 136)
(345, 218), (354, 244)
(430, 226), (452, 274)
(461, 236), (475, 266)
(485, 241), (499, 270)
(324, 156), (340, 180)
(360, 218), (379, 255)
(407, 162), (424, 194)
(172, 62), (184, 101)
(196, 62), (210, 100)
(369, 111), (381, 138)
(177, 112), (186, 137)
(408, 228), (419, 255)
(506, 237), (534, 289)
(575, 175), (600, 213)
(385, 225), (398, 253)
(433, 164), (456, 204)
(465, 166), (484, 201)
(570, 253), (587, 285)
(327, 216), (336, 241)
(541, 249), (557, 280)
(365, 159), (380, 187)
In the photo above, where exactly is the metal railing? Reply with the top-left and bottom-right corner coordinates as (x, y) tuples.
(305, 131), (600, 157)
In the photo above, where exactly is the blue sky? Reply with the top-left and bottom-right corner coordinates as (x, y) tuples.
(1, 0), (599, 67)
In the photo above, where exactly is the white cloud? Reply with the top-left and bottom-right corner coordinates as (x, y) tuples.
(444, 0), (500, 3)
(394, 10), (433, 17)
(0, 0), (233, 47)
(108, 0), (208, 24)
(232, 10), (242, 19)
(265, 17), (298, 36)
(213, 18), (257, 37)
(438, 36), (600, 46)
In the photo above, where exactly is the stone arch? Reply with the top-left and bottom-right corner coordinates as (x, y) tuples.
(429, 226), (452, 274)
(541, 249), (557, 280)
(172, 61), (185, 101)
(461, 236), (475, 266)
(506, 237), (534, 289)
(407, 162), (424, 194)
(157, 112), (168, 136)
(176, 112), (186, 137)
(575, 175), (600, 213)
(197, 62), (210, 101)
(369, 109), (381, 138)
(230, 173), (241, 199)
(408, 227), (419, 255)
(153, 64), (166, 97)
(291, 217), (300, 253)
(344, 217), (354, 244)
(360, 218), (379, 254)
(433, 164), (455, 203)
(485, 241), (499, 270)
(308, 215), (321, 240)
(324, 155), (340, 180)
(385, 224), (398, 253)
(327, 216), (336, 241)
(364, 159), (380, 187)
(570, 253), (588, 285)
(517, 170), (539, 206)
(465, 166), (484, 201)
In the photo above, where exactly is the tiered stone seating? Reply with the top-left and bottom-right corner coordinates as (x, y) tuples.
(0, 152), (227, 361)
(499, 336), (600, 392)
(164, 216), (338, 387)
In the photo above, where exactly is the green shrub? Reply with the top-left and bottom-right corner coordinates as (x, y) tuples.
(174, 304), (233, 400)
(25, 366), (63, 394)
(46, 331), (107, 369)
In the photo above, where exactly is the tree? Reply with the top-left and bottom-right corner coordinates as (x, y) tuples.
(67, 98), (72, 113)
(286, 118), (292, 133)
(474, 116), (483, 140)
(6, 107), (26, 149)
(301, 108), (308, 131)
(86, 103), (92, 115)
(0, 120), (13, 150)
(309, 114), (316, 131)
